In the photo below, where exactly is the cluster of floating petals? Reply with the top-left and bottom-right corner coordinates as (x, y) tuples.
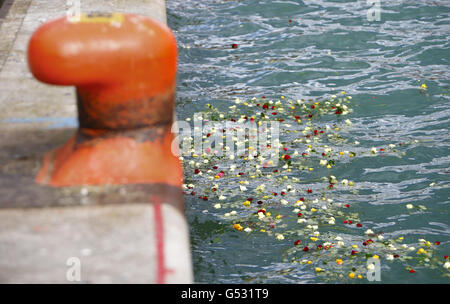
(179, 93), (447, 281)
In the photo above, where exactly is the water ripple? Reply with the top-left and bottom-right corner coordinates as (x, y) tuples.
(168, 0), (450, 283)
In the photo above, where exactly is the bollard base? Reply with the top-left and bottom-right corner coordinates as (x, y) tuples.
(36, 129), (182, 187)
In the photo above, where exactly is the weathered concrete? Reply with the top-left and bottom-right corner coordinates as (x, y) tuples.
(0, 0), (192, 284)
(0, 204), (160, 284)
(0, 203), (192, 284)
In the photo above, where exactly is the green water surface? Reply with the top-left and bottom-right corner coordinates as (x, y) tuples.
(167, 0), (450, 284)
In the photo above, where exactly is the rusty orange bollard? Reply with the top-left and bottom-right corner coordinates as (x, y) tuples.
(28, 13), (182, 187)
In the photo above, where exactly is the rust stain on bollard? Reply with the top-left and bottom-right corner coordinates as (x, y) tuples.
(27, 13), (182, 187)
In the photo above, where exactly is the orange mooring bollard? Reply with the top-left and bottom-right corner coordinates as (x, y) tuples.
(28, 13), (182, 187)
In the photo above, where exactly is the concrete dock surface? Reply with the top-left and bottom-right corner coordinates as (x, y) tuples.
(0, 0), (193, 283)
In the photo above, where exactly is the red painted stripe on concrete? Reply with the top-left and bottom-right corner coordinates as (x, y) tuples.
(152, 196), (175, 284)
(153, 198), (166, 284)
